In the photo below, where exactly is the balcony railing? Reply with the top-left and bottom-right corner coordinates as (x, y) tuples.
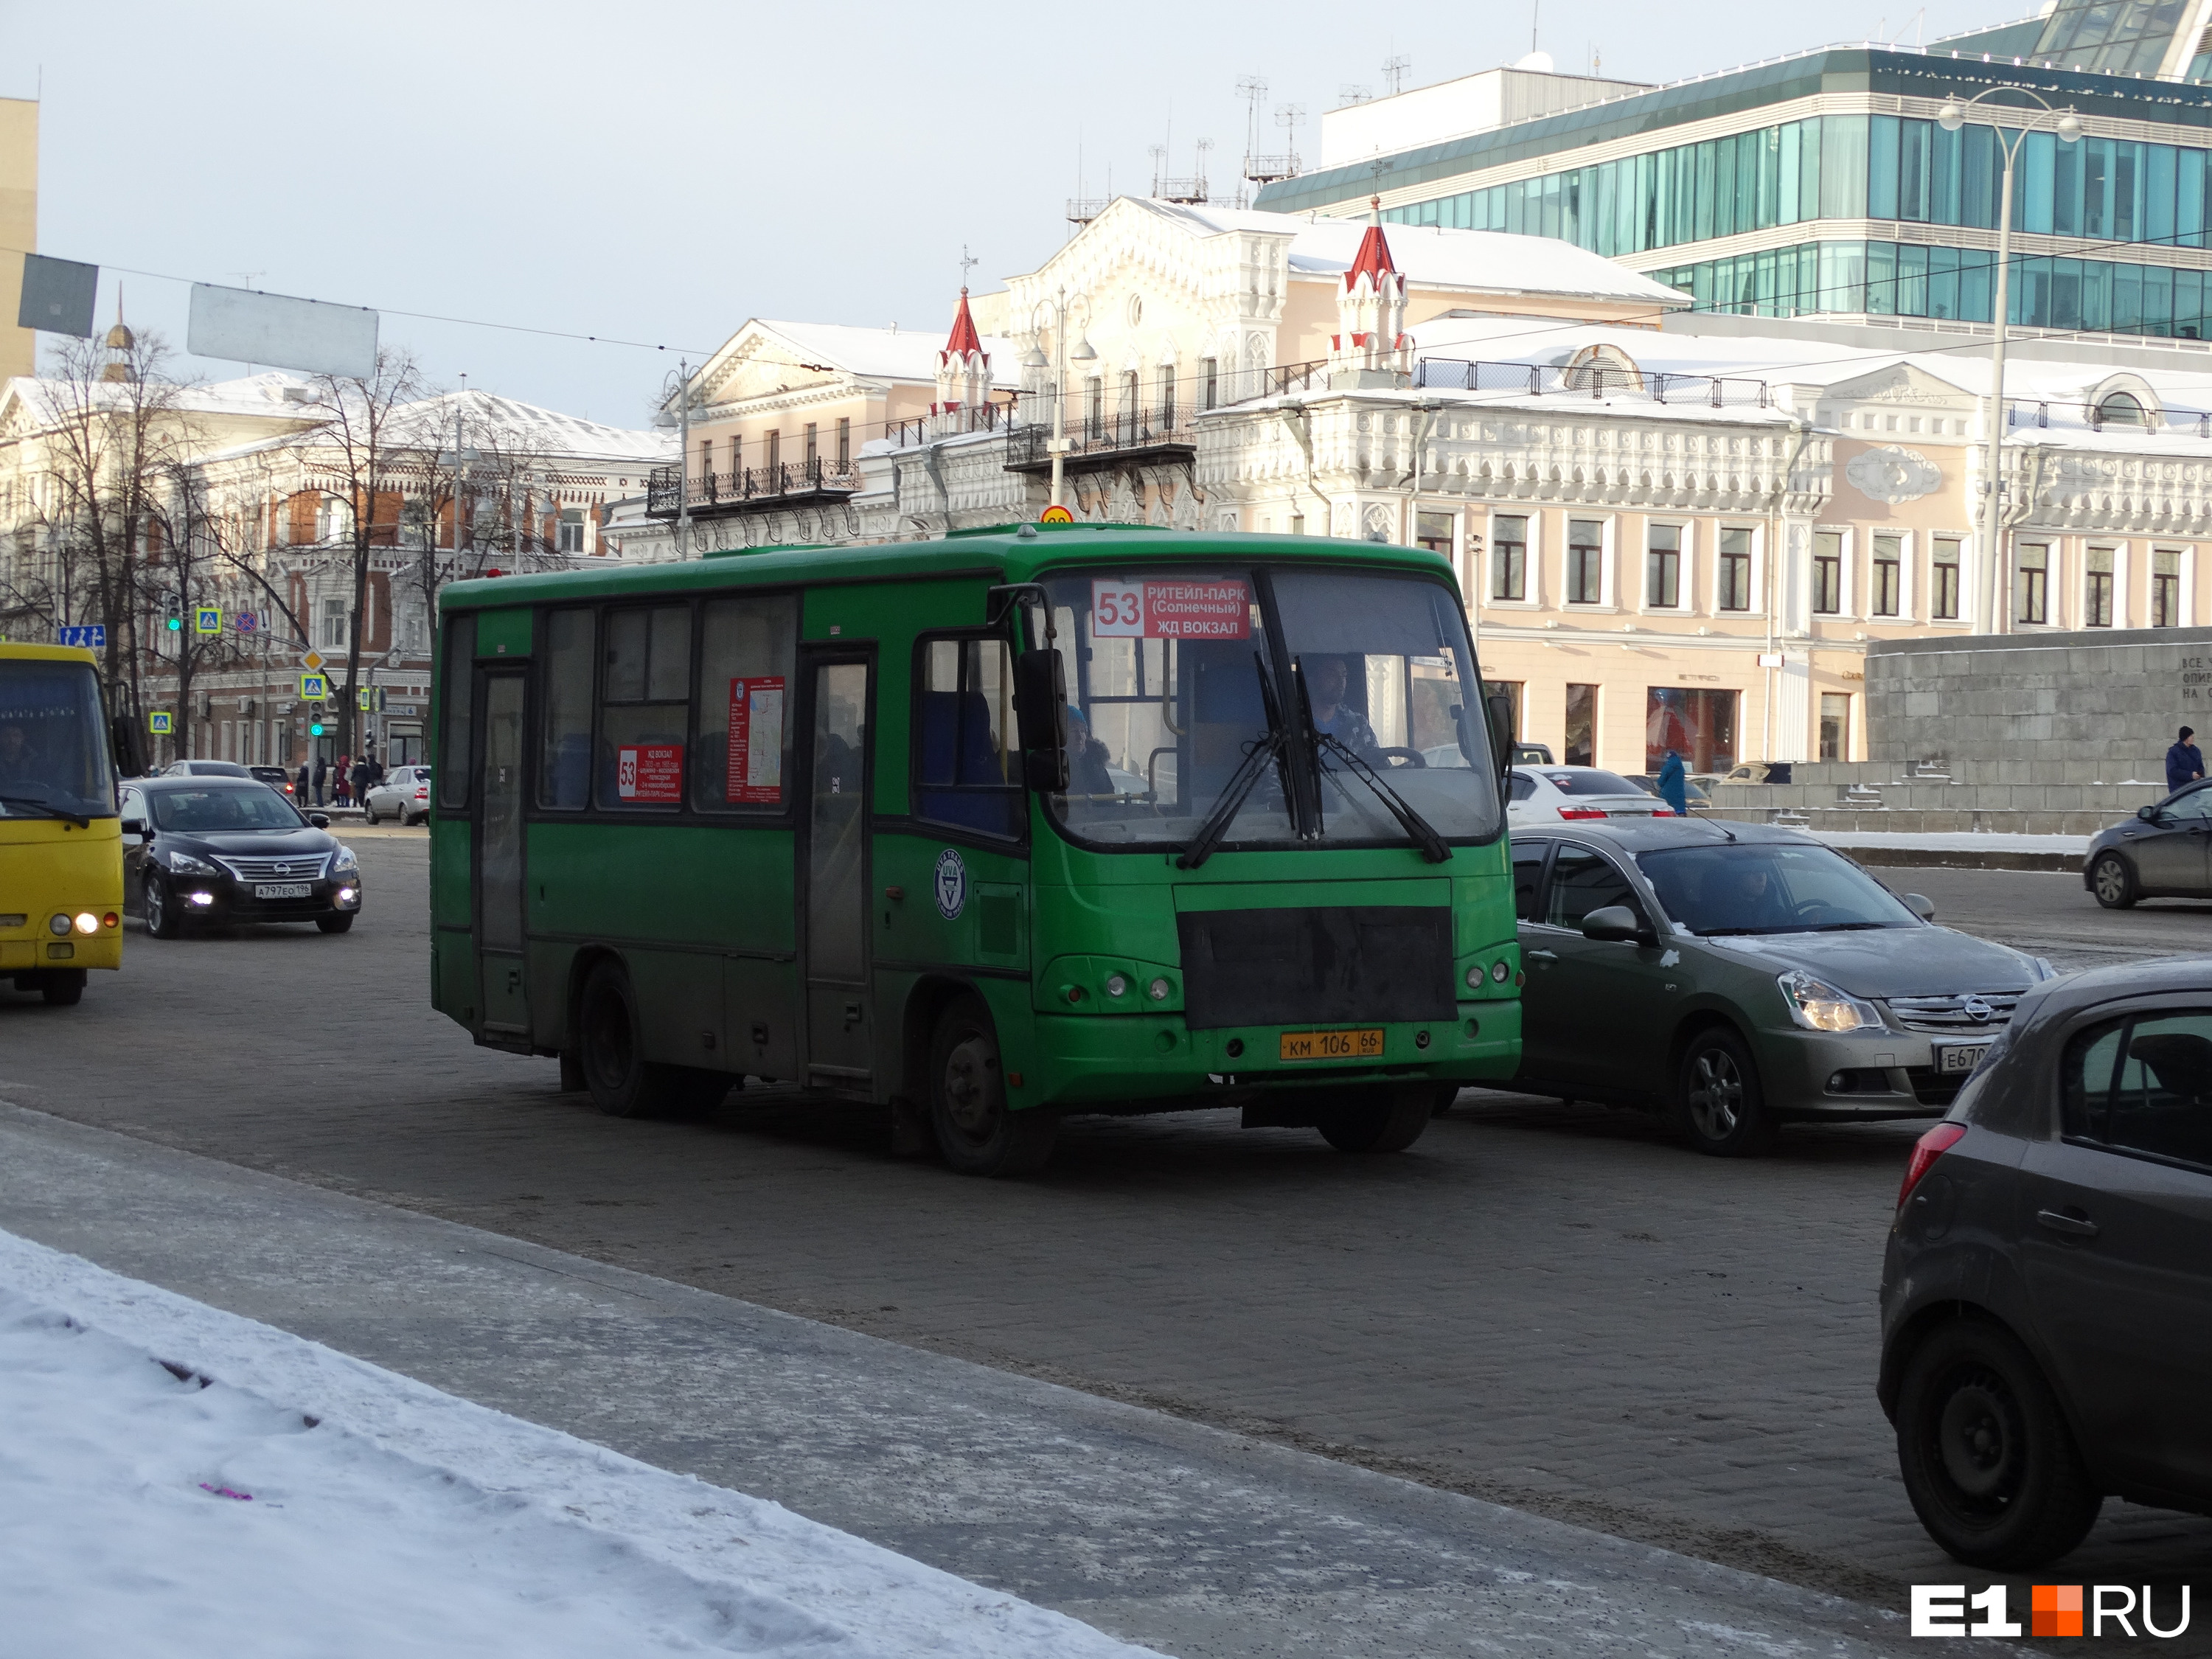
(1006, 400), (1200, 472)
(881, 401), (1021, 449)
(1413, 358), (1771, 408)
(644, 458), (860, 518)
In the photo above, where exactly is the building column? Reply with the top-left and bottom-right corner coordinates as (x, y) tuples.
(1773, 657), (1812, 763)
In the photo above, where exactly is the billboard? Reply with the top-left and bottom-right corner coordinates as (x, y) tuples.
(187, 283), (378, 378)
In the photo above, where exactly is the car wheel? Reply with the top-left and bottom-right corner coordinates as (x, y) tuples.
(2090, 852), (2137, 910)
(929, 993), (1056, 1176)
(1674, 1026), (1775, 1156)
(144, 873), (183, 939)
(1317, 1085), (1433, 1152)
(316, 913), (355, 933)
(1895, 1318), (2103, 1569)
(38, 969), (86, 1006)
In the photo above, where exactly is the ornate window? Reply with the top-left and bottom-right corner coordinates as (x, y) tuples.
(2154, 549), (2183, 626)
(1871, 532), (1902, 617)
(1930, 536), (1962, 621)
(1717, 528), (1753, 612)
(1812, 531), (1843, 615)
(2017, 543), (2050, 625)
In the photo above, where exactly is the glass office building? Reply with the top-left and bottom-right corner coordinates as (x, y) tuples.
(1255, 10), (2212, 341)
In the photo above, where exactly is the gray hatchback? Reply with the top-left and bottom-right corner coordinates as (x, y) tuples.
(1881, 957), (2212, 1567)
(1509, 820), (2053, 1154)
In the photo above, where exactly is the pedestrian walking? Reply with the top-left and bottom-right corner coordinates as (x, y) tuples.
(349, 755), (371, 812)
(295, 759), (310, 802)
(313, 755), (328, 806)
(2166, 726), (2205, 793)
(1657, 748), (1689, 817)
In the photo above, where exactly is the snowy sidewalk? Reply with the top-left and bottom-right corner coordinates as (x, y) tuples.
(0, 1099), (2022, 1659)
(0, 1229), (1154, 1659)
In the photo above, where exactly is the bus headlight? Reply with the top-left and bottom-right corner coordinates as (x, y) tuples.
(1105, 973), (1129, 998)
(48, 913), (70, 936)
(73, 912), (97, 934)
(1147, 976), (1172, 1001)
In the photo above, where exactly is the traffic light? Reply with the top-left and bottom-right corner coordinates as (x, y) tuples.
(164, 597), (182, 634)
(309, 700), (326, 737)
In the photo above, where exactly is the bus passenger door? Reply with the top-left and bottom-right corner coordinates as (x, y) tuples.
(476, 670), (529, 1040)
(799, 655), (873, 1086)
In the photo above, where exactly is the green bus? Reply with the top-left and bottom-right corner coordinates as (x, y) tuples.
(429, 524), (1520, 1175)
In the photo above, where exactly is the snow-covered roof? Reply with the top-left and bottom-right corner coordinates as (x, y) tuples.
(1117, 198), (1689, 307)
(707, 319), (1020, 394)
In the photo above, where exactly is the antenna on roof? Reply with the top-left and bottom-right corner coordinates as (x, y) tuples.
(1248, 104), (1302, 186)
(1338, 83), (1372, 107)
(1382, 53), (1411, 96)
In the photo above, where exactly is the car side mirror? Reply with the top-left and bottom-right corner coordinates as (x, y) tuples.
(1012, 647), (1070, 792)
(2139, 804), (2161, 821)
(309, 813), (331, 829)
(1581, 904), (1657, 947)
(1902, 892), (1936, 922)
(120, 817), (145, 840)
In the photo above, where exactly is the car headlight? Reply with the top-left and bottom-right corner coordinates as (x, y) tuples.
(1776, 969), (1882, 1033)
(165, 849), (220, 876)
(330, 845), (358, 875)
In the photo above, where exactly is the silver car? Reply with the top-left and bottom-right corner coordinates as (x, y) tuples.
(1507, 818), (2056, 1155)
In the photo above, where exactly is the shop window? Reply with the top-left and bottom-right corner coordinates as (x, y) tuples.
(1646, 524), (1681, 608)
(1565, 683), (1597, 768)
(1812, 531), (1843, 615)
(1820, 692), (1851, 761)
(1566, 519), (1604, 605)
(2154, 549), (2182, 626)
(1719, 527), (1753, 611)
(1931, 536), (1963, 621)
(1871, 532), (1902, 617)
(1491, 514), (1528, 601)
(1646, 687), (1737, 773)
(2017, 543), (2050, 625)
(695, 594), (799, 811)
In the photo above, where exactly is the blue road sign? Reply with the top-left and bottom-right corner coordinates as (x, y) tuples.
(57, 624), (106, 650)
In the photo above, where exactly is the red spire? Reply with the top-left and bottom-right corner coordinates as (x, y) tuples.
(942, 288), (984, 361)
(1344, 196), (1398, 291)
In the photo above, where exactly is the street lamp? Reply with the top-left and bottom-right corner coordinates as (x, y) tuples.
(1026, 288), (1096, 511)
(653, 361), (698, 555)
(1935, 90), (2081, 635)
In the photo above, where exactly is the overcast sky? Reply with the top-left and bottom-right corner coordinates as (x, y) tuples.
(9, 0), (2017, 426)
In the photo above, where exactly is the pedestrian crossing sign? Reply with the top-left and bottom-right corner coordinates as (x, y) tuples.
(195, 606), (222, 634)
(299, 672), (330, 700)
(147, 711), (173, 734)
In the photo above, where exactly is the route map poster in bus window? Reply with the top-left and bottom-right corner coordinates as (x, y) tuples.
(726, 676), (786, 804)
(616, 744), (684, 802)
(1091, 579), (1251, 639)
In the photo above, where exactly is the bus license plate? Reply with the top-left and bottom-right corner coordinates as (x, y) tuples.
(1279, 1028), (1384, 1062)
(1934, 1041), (1989, 1074)
(254, 883), (311, 900)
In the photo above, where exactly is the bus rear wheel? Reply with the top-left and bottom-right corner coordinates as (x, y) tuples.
(577, 959), (725, 1119)
(1317, 1085), (1432, 1153)
(929, 995), (1056, 1178)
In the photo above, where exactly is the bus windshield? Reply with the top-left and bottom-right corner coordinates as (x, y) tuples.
(0, 658), (116, 820)
(1037, 564), (1500, 852)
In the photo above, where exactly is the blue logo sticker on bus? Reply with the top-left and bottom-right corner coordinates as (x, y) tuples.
(933, 847), (967, 921)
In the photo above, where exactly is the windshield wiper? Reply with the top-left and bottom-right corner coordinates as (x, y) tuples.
(1293, 661), (1450, 863)
(1178, 652), (1293, 871)
(1812, 921), (1891, 932)
(0, 794), (91, 829)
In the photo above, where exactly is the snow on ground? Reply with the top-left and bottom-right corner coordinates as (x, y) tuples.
(0, 1228), (1158, 1659)
(1812, 830), (2090, 855)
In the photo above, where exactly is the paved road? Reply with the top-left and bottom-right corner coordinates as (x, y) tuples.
(1, 832), (2205, 1638)
(1869, 863), (2212, 972)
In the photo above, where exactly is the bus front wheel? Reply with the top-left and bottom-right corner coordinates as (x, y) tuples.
(38, 970), (86, 1006)
(929, 995), (1056, 1178)
(1317, 1085), (1432, 1153)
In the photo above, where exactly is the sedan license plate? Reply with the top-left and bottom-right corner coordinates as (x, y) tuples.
(1933, 1041), (1989, 1075)
(1279, 1027), (1385, 1062)
(253, 883), (312, 900)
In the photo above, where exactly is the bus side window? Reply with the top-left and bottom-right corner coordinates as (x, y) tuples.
(597, 605), (691, 810)
(437, 615), (476, 812)
(538, 608), (593, 810)
(913, 635), (1020, 838)
(695, 594), (798, 810)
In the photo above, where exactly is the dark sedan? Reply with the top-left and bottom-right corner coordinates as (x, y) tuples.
(2086, 779), (2212, 907)
(118, 776), (362, 936)
(1882, 956), (2212, 1568)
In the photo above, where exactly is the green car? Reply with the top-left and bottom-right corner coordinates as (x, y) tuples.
(1506, 819), (2055, 1155)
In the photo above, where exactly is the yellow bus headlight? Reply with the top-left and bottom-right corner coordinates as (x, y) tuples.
(73, 912), (98, 934)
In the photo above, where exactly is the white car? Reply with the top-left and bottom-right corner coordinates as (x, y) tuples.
(1506, 765), (1676, 825)
(363, 765), (433, 826)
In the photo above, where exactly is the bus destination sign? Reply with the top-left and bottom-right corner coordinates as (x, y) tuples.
(726, 677), (786, 804)
(1091, 579), (1250, 640)
(616, 743), (684, 803)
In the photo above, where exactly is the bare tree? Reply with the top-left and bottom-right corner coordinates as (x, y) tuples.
(299, 349), (426, 762)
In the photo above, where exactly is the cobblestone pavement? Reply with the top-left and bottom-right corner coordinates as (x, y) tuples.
(3, 833), (2205, 1634)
